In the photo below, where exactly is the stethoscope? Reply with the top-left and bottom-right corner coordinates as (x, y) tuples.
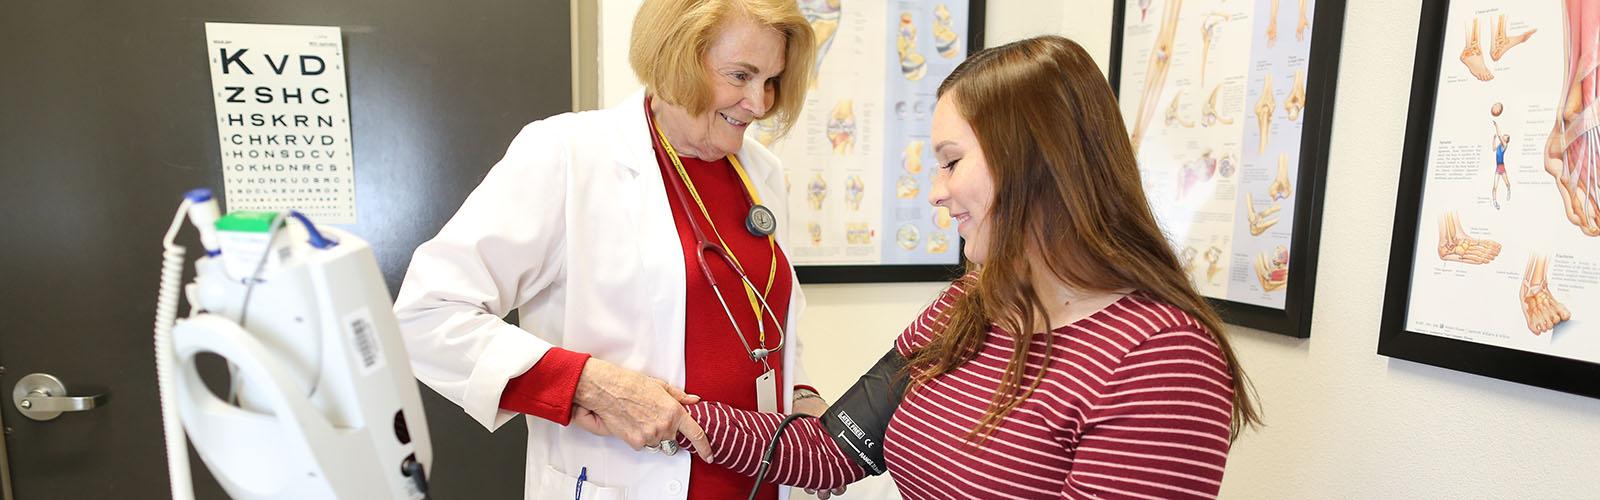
(645, 97), (785, 363)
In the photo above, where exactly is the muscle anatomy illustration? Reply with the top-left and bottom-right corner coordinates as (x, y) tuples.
(1255, 73), (1276, 154)
(1202, 84), (1234, 127)
(1543, 0), (1600, 236)
(1284, 70), (1306, 122)
(799, 0), (842, 89)
(1129, 0), (1182, 151)
(1436, 211), (1501, 264)
(1255, 245), (1289, 292)
(1246, 193), (1281, 236)
(1521, 254), (1571, 335)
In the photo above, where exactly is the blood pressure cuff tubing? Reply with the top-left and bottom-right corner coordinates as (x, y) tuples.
(820, 348), (909, 476)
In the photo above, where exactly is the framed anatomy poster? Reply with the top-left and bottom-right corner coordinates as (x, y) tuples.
(1108, 0), (1347, 337)
(760, 0), (984, 283)
(1380, 0), (1600, 399)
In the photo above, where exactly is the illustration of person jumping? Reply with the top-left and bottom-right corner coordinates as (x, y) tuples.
(1492, 120), (1513, 209)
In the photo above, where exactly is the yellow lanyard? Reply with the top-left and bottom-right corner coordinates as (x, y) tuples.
(652, 124), (780, 344)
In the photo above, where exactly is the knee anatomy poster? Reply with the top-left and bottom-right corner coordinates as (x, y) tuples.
(757, 0), (971, 268)
(1399, 0), (1599, 365)
(1116, 0), (1321, 311)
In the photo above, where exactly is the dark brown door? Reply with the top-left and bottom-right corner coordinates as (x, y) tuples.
(0, 1), (570, 498)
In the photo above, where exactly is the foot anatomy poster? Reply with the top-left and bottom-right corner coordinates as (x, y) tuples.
(1402, 0), (1599, 364)
(757, 0), (972, 268)
(1117, 0), (1322, 312)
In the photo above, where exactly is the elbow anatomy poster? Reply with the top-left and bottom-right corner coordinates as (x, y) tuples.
(1382, 0), (1600, 399)
(206, 23), (356, 224)
(757, 0), (977, 279)
(1112, 0), (1343, 336)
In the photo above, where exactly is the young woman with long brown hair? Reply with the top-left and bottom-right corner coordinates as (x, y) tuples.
(672, 34), (1260, 499)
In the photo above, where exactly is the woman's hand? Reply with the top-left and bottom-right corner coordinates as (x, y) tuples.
(674, 408), (714, 462)
(572, 358), (700, 450)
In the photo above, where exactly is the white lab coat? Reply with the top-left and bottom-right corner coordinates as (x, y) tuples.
(394, 91), (808, 500)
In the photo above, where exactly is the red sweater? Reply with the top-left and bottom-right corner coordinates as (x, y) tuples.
(679, 281), (1236, 499)
(666, 151), (794, 500)
(499, 138), (795, 500)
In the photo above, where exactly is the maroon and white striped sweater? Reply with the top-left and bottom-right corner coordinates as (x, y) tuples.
(680, 282), (1236, 499)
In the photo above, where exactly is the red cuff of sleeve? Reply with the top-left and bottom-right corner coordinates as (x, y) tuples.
(499, 347), (591, 426)
(794, 385), (820, 396)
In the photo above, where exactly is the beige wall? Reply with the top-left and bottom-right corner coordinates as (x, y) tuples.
(592, 0), (1600, 498)
(598, 0), (644, 107)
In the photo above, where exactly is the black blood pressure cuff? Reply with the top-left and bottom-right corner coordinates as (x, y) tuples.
(820, 348), (910, 476)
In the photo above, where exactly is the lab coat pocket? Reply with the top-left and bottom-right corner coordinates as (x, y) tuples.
(535, 465), (626, 500)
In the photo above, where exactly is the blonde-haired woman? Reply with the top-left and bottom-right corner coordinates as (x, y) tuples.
(673, 35), (1259, 499)
(394, 1), (819, 498)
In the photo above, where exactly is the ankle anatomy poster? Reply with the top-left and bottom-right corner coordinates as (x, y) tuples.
(1115, 0), (1333, 323)
(1400, 0), (1598, 364)
(757, 0), (973, 273)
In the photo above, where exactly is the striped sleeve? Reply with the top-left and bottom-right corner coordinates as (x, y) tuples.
(677, 401), (866, 490)
(1063, 326), (1235, 500)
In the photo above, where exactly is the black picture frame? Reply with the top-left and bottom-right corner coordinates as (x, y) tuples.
(1378, 0), (1600, 400)
(795, 0), (984, 284)
(1113, 0), (1350, 338)
(1106, 0), (1346, 337)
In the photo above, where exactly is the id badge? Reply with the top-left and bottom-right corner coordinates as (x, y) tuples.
(756, 369), (778, 413)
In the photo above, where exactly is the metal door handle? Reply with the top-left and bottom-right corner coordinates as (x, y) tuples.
(12, 373), (106, 421)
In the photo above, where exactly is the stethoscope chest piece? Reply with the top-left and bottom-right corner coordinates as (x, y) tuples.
(746, 204), (777, 237)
